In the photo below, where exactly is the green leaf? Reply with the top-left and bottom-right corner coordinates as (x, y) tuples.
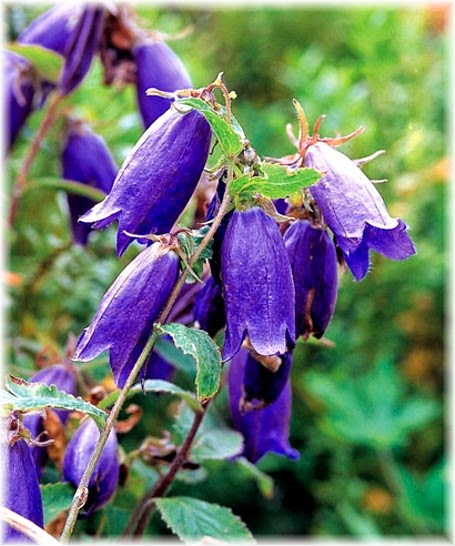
(98, 379), (201, 412)
(7, 43), (63, 83)
(154, 338), (196, 377)
(172, 404), (243, 462)
(2, 375), (107, 430)
(175, 97), (244, 157)
(229, 162), (321, 200)
(40, 482), (75, 525)
(154, 496), (254, 543)
(236, 457), (274, 499)
(24, 177), (106, 202)
(177, 224), (213, 283)
(157, 324), (222, 403)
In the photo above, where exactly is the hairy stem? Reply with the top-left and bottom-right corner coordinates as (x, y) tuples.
(60, 173), (232, 543)
(8, 92), (63, 227)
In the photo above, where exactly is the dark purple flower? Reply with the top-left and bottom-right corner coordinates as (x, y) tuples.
(2, 437), (44, 542)
(305, 141), (416, 281)
(73, 243), (180, 387)
(221, 207), (295, 360)
(59, 7), (105, 96)
(133, 39), (192, 128)
(22, 364), (78, 472)
(61, 119), (117, 245)
(193, 276), (226, 338)
(5, 51), (35, 150)
(18, 5), (83, 56)
(228, 349), (299, 464)
(79, 108), (211, 256)
(63, 418), (119, 516)
(284, 220), (338, 339)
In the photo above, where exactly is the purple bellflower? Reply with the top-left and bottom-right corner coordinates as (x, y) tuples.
(305, 141), (416, 280)
(221, 207), (295, 361)
(79, 107), (211, 256)
(133, 39), (192, 128)
(5, 51), (36, 150)
(73, 243), (180, 387)
(18, 4), (84, 56)
(284, 220), (338, 339)
(193, 275), (226, 338)
(2, 435), (44, 543)
(22, 364), (78, 473)
(59, 6), (105, 96)
(61, 119), (117, 245)
(228, 349), (299, 464)
(63, 418), (119, 516)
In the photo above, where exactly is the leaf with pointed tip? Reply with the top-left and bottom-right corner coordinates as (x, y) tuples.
(2, 375), (107, 429)
(7, 42), (63, 83)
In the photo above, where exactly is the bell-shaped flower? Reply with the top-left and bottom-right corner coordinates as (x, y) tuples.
(22, 364), (78, 472)
(133, 39), (192, 128)
(62, 418), (119, 516)
(2, 436), (44, 542)
(193, 275), (226, 338)
(61, 119), (117, 245)
(18, 4), (83, 56)
(284, 219), (338, 339)
(79, 107), (211, 256)
(305, 141), (416, 281)
(221, 207), (295, 361)
(5, 51), (36, 150)
(228, 349), (299, 464)
(58, 6), (105, 96)
(73, 243), (180, 387)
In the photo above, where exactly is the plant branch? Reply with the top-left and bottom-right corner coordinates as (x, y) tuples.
(60, 170), (233, 543)
(0, 506), (61, 546)
(8, 92), (63, 227)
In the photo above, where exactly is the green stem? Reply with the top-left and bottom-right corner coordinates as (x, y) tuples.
(8, 92), (63, 227)
(60, 172), (233, 543)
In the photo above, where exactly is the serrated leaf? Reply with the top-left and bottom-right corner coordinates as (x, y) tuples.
(24, 177), (106, 202)
(229, 163), (321, 199)
(154, 496), (254, 543)
(40, 482), (75, 525)
(177, 224), (213, 283)
(157, 324), (222, 403)
(8, 42), (63, 83)
(2, 375), (107, 430)
(176, 97), (244, 157)
(154, 338), (196, 377)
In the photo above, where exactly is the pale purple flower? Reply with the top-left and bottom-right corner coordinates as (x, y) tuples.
(79, 107), (211, 256)
(221, 207), (295, 360)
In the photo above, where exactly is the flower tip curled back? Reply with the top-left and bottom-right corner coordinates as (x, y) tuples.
(221, 207), (295, 361)
(80, 107), (211, 256)
(305, 141), (416, 281)
(63, 419), (119, 515)
(73, 243), (180, 387)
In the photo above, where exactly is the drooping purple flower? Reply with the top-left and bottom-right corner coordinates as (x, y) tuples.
(193, 275), (226, 338)
(18, 4), (83, 56)
(5, 51), (35, 150)
(73, 243), (180, 387)
(305, 141), (416, 281)
(2, 437), (44, 542)
(221, 207), (295, 361)
(133, 39), (192, 128)
(228, 349), (299, 464)
(79, 107), (211, 256)
(284, 219), (338, 339)
(22, 364), (78, 472)
(62, 418), (119, 516)
(59, 6), (105, 96)
(61, 119), (117, 245)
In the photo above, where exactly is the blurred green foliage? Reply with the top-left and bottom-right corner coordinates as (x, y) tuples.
(6, 4), (448, 540)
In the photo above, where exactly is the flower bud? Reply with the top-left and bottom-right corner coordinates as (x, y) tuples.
(221, 207), (295, 360)
(284, 220), (338, 339)
(305, 141), (416, 281)
(228, 349), (299, 464)
(62, 418), (119, 516)
(61, 119), (117, 245)
(2, 436), (44, 542)
(5, 51), (35, 150)
(80, 108), (211, 256)
(133, 40), (192, 128)
(73, 243), (180, 387)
